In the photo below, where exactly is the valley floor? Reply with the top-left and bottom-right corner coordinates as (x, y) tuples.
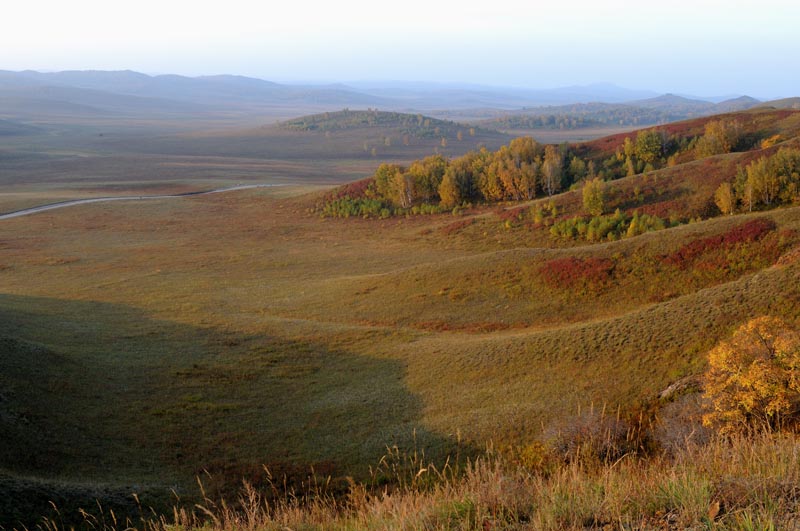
(1, 182), (799, 528)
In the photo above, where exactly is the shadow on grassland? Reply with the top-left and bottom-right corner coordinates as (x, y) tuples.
(0, 294), (473, 529)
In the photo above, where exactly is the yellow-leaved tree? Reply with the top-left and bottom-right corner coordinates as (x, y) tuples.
(703, 316), (800, 434)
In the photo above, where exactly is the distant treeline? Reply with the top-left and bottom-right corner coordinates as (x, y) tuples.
(281, 109), (479, 140)
(486, 107), (681, 130)
(485, 96), (761, 131)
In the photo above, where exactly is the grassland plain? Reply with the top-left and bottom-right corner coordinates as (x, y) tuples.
(3, 109), (800, 528)
(2, 182), (800, 527)
(0, 110), (511, 214)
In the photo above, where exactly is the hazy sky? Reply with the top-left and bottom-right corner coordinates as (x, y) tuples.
(4, 0), (799, 97)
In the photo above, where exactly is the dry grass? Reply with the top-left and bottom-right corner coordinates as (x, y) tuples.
(3, 109), (800, 527)
(16, 432), (800, 531)
(3, 183), (800, 528)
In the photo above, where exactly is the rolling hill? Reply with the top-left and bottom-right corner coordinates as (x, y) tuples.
(2, 105), (800, 528)
(0, 70), (389, 108)
(0, 70), (762, 128)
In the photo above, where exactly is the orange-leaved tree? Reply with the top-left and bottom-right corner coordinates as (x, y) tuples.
(703, 316), (800, 435)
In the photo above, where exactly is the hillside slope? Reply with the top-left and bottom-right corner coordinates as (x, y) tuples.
(2, 108), (800, 527)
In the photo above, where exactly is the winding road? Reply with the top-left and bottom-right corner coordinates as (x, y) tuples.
(0, 184), (282, 221)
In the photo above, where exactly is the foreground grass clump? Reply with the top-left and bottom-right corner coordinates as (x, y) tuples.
(28, 433), (800, 531)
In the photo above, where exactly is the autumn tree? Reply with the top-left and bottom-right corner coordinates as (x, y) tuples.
(745, 156), (780, 207)
(734, 166), (754, 212)
(508, 137), (541, 199)
(695, 119), (742, 158)
(541, 145), (563, 197)
(703, 316), (800, 435)
(623, 136), (635, 159)
(772, 147), (800, 203)
(491, 146), (519, 200)
(736, 147), (800, 209)
(508, 136), (539, 165)
(625, 157), (637, 177)
(479, 156), (506, 201)
(634, 129), (663, 166)
(439, 152), (479, 207)
(373, 162), (416, 208)
(408, 154), (447, 203)
(392, 169), (416, 208)
(714, 181), (736, 215)
(438, 171), (460, 208)
(373, 163), (404, 200)
(517, 161), (538, 200)
(582, 177), (606, 217)
(568, 156), (587, 182)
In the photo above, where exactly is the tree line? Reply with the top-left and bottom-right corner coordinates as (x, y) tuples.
(320, 137), (587, 218)
(319, 116), (794, 220)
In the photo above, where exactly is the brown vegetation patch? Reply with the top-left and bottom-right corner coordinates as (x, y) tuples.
(539, 256), (615, 291)
(776, 244), (800, 267)
(439, 218), (474, 236)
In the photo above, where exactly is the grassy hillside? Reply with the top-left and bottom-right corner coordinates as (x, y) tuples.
(2, 108), (800, 528)
(280, 109), (476, 135)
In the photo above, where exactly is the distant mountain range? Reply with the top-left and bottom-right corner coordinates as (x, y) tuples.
(0, 70), (794, 127)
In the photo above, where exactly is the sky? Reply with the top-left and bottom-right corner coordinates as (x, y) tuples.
(4, 0), (799, 98)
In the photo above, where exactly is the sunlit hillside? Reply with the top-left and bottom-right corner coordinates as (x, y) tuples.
(2, 107), (800, 529)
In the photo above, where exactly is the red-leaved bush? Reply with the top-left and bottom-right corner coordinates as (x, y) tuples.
(664, 218), (776, 269)
(324, 177), (374, 201)
(540, 256), (615, 291)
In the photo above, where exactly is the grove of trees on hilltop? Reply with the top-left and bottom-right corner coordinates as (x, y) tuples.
(320, 136), (585, 218)
(320, 112), (799, 223)
(715, 147), (800, 213)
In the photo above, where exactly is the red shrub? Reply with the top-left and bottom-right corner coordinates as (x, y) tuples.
(637, 199), (685, 219)
(497, 206), (527, 222)
(540, 256), (615, 290)
(723, 218), (776, 245)
(324, 177), (374, 201)
(664, 218), (776, 269)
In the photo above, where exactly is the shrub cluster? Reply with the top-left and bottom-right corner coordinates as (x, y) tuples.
(550, 210), (667, 242)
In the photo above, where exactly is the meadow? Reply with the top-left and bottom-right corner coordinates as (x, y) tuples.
(2, 107), (800, 529)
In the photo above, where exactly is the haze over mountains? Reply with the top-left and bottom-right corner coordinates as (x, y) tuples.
(0, 70), (789, 127)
